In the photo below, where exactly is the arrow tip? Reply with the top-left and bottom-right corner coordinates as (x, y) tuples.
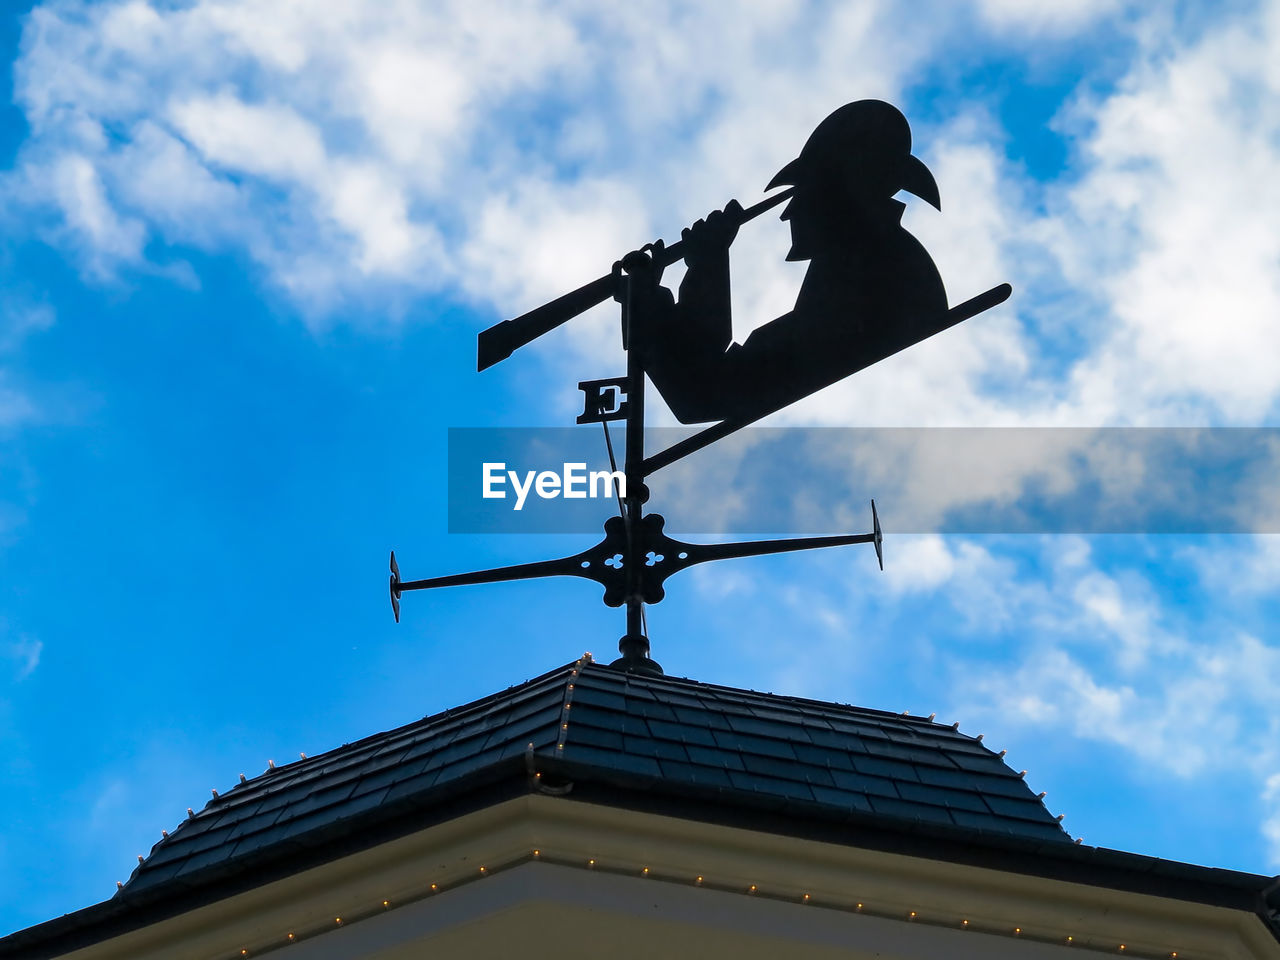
(871, 500), (883, 571)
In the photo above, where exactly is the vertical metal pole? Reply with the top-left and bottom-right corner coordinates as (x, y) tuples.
(612, 261), (660, 674)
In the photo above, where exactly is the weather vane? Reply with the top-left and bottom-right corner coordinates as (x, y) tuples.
(390, 100), (1011, 675)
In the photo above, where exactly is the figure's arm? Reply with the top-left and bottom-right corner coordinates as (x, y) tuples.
(674, 200), (742, 353)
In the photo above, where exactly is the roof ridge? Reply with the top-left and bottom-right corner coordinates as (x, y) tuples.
(579, 661), (978, 735)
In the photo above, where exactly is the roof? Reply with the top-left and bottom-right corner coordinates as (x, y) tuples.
(124, 657), (1067, 896)
(4, 657), (1279, 956)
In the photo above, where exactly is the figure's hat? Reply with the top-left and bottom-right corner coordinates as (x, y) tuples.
(768, 99), (941, 210)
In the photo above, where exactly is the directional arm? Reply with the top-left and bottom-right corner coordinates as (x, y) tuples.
(625, 502), (883, 604)
(390, 517), (636, 621)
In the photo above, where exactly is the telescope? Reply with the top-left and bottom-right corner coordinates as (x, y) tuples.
(476, 187), (796, 372)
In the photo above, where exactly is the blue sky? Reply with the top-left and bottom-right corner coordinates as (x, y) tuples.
(3, 0), (1280, 934)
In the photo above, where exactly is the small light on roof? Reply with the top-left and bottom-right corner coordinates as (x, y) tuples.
(210, 788), (219, 799)
(1037, 791), (1047, 799)
(300, 752), (307, 760)
(239, 773), (247, 783)
(137, 855), (144, 864)
(161, 830), (168, 838)
(116, 881), (123, 890)
(927, 713), (935, 721)
(187, 807), (194, 817)
(1056, 814), (1065, 821)
(998, 749), (1007, 757)
(268, 760), (276, 770)
(1018, 770), (1027, 778)
(976, 733), (984, 741)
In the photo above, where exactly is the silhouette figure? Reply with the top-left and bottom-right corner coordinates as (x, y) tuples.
(636, 100), (950, 424)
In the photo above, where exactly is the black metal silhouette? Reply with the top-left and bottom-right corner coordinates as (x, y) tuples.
(394, 100), (1011, 675)
(392, 507), (881, 615)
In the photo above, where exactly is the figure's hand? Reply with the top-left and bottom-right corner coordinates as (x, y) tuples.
(681, 200), (742, 269)
(615, 239), (666, 286)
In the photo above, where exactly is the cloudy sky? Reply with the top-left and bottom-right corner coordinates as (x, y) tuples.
(3, 0), (1280, 934)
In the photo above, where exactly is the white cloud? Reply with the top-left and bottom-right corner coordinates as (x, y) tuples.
(48, 153), (146, 271)
(2, 637), (42, 681)
(169, 95), (328, 184)
(975, 0), (1125, 33)
(951, 546), (1280, 784)
(1047, 10), (1280, 423)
